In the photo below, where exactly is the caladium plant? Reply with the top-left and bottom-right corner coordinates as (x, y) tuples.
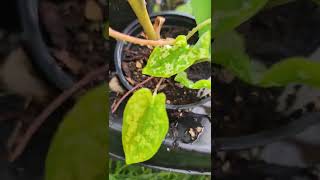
(109, 0), (211, 165)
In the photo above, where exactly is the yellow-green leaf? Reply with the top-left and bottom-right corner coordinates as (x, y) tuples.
(45, 85), (107, 180)
(191, 0), (211, 36)
(259, 57), (320, 88)
(142, 31), (210, 78)
(122, 88), (169, 165)
(175, 71), (211, 89)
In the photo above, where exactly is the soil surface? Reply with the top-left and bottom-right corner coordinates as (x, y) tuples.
(213, 66), (302, 137)
(39, 0), (108, 79)
(122, 26), (211, 105)
(238, 0), (320, 66)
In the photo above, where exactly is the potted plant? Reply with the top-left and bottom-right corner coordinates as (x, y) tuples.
(213, 0), (320, 150)
(108, 0), (212, 173)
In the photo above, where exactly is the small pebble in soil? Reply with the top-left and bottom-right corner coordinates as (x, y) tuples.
(196, 127), (203, 134)
(135, 61), (142, 69)
(188, 128), (196, 140)
(84, 0), (103, 21)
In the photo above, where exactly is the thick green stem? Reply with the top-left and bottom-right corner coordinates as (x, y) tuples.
(128, 0), (158, 40)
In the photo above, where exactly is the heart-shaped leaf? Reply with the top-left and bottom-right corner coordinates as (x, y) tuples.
(142, 31), (210, 78)
(45, 85), (107, 180)
(122, 88), (168, 165)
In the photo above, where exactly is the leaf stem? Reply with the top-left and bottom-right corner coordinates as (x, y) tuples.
(153, 16), (165, 40)
(128, 0), (158, 40)
(153, 78), (164, 96)
(186, 18), (211, 40)
(109, 27), (174, 46)
(111, 77), (154, 113)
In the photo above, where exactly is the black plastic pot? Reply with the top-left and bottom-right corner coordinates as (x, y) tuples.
(18, 0), (74, 90)
(110, 12), (211, 174)
(19, 0), (108, 91)
(114, 12), (211, 110)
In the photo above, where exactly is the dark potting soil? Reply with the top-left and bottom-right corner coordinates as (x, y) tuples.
(122, 26), (211, 105)
(237, 0), (320, 66)
(215, 0), (320, 137)
(213, 66), (286, 137)
(213, 65), (318, 137)
(39, 0), (108, 79)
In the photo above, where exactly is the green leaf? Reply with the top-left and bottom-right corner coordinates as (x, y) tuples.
(191, 0), (211, 36)
(213, 31), (253, 83)
(45, 85), (107, 180)
(143, 31), (210, 78)
(259, 57), (320, 88)
(122, 88), (169, 165)
(214, 31), (320, 88)
(213, 0), (268, 37)
(193, 30), (211, 57)
(175, 71), (211, 89)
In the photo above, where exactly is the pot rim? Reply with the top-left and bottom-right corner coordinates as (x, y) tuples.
(215, 112), (320, 151)
(114, 11), (211, 110)
(18, 0), (75, 90)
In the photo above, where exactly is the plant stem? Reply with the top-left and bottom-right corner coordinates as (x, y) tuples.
(128, 0), (158, 40)
(111, 77), (154, 113)
(109, 27), (174, 46)
(186, 18), (211, 40)
(153, 16), (165, 40)
(153, 78), (164, 95)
